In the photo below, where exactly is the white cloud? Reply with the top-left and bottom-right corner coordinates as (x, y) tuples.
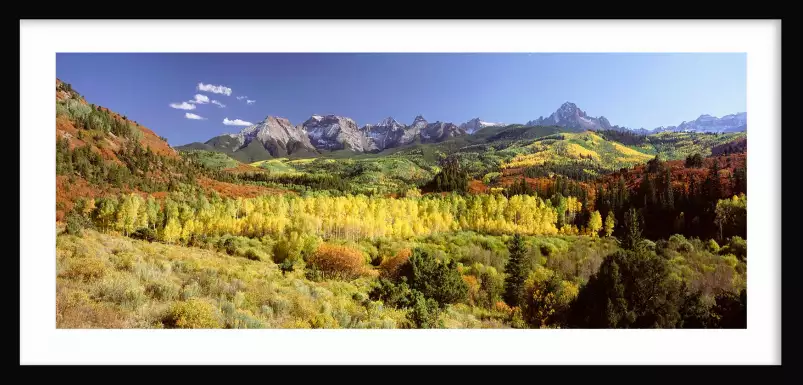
(185, 113), (206, 120)
(246, 100), (256, 105)
(169, 101), (196, 110)
(236, 96), (247, 100)
(223, 118), (253, 126)
(197, 82), (233, 96)
(189, 94), (209, 104)
(211, 100), (226, 108)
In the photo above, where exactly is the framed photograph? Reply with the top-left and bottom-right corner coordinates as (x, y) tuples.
(20, 19), (781, 365)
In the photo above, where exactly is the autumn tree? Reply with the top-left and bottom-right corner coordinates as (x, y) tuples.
(161, 218), (182, 244)
(521, 267), (579, 328)
(503, 234), (529, 307)
(604, 210), (616, 237)
(115, 194), (144, 236)
(145, 196), (160, 229)
(93, 197), (118, 231)
(714, 194), (747, 241)
(588, 210), (602, 237)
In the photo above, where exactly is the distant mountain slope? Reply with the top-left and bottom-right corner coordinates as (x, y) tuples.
(363, 116), (418, 151)
(459, 118), (503, 134)
(501, 131), (655, 172)
(179, 113), (473, 159)
(177, 101), (747, 166)
(525, 101), (746, 134)
(179, 116), (319, 163)
(653, 112), (746, 133)
(304, 115), (367, 152)
(527, 102), (614, 131)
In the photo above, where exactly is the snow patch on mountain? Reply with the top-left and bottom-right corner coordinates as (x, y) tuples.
(459, 118), (503, 134)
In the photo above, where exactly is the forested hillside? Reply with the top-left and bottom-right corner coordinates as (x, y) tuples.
(56, 80), (747, 329)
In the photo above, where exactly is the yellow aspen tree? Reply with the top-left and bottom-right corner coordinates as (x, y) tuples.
(588, 210), (603, 237)
(162, 217), (182, 244)
(604, 211), (616, 237)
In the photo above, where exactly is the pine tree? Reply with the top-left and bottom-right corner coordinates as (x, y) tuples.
(503, 234), (529, 307)
(733, 165), (747, 195)
(622, 208), (642, 250)
(705, 159), (722, 201)
(664, 168), (674, 210)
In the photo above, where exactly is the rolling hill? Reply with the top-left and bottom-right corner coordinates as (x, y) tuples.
(55, 80), (281, 221)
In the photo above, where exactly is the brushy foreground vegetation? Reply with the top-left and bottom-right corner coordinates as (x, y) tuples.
(57, 224), (746, 329)
(57, 229), (409, 329)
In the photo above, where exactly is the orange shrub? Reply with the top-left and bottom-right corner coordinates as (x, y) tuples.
(308, 243), (369, 280)
(379, 248), (412, 279)
(463, 275), (481, 306)
(494, 301), (513, 314)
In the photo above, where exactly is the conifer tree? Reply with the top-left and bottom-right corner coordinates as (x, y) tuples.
(622, 208), (643, 250)
(503, 234), (529, 307)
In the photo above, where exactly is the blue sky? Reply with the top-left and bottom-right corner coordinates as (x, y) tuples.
(56, 53), (746, 146)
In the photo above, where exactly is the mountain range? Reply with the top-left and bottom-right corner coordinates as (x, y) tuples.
(652, 112), (747, 133)
(177, 102), (746, 162)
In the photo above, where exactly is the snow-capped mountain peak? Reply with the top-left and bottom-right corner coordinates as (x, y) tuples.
(459, 117), (503, 134)
(527, 102), (610, 131)
(377, 116), (402, 128)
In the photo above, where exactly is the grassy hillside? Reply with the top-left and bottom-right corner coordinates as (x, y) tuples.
(177, 134), (320, 164)
(502, 132), (653, 173)
(646, 131), (747, 159)
(180, 150), (240, 170)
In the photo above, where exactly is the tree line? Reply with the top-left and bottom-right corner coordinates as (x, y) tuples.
(594, 155), (747, 242)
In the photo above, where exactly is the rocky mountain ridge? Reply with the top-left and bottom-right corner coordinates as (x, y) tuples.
(177, 103), (746, 162)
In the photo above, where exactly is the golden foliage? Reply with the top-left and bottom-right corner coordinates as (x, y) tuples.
(164, 299), (222, 328)
(463, 275), (481, 306)
(308, 243), (370, 280)
(60, 257), (107, 282)
(94, 193), (560, 243)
